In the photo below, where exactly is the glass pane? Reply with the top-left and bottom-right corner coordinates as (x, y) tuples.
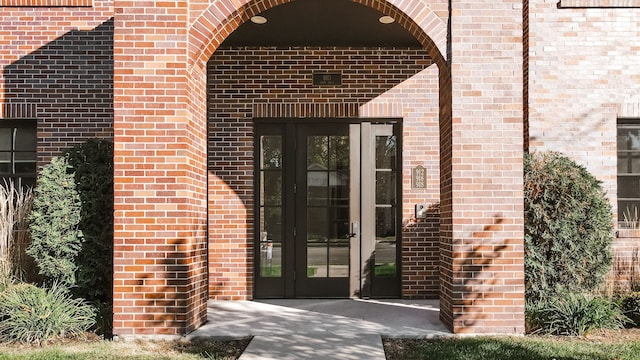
(329, 136), (349, 170)
(0, 128), (11, 151)
(375, 260), (396, 277)
(14, 151), (36, 161)
(307, 242), (327, 278)
(260, 241), (282, 278)
(260, 206), (282, 242)
(618, 152), (640, 174)
(14, 127), (36, 151)
(375, 203), (396, 277)
(618, 176), (640, 198)
(376, 172), (396, 205)
(376, 207), (396, 240)
(618, 129), (628, 150)
(307, 207), (327, 242)
(0, 162), (10, 174)
(307, 136), (328, 169)
(307, 171), (328, 206)
(619, 157), (629, 174)
(329, 216), (349, 241)
(329, 171), (349, 206)
(14, 162), (36, 174)
(328, 243), (349, 277)
(376, 135), (397, 169)
(19, 176), (36, 190)
(307, 206), (327, 278)
(261, 171), (282, 206)
(259, 207), (282, 278)
(620, 200), (640, 228)
(260, 136), (282, 169)
(619, 128), (640, 151)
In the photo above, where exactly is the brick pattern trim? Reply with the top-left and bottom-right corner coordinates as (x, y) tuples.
(1, 103), (37, 119)
(618, 102), (640, 118)
(559, 0), (640, 7)
(189, 0), (448, 73)
(0, 0), (92, 6)
(253, 103), (360, 118)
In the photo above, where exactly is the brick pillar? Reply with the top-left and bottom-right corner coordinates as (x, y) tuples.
(441, 0), (526, 334)
(112, 1), (208, 337)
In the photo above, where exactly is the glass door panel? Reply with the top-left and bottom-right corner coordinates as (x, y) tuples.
(255, 120), (400, 298)
(304, 135), (350, 279)
(255, 126), (288, 298)
(374, 134), (398, 278)
(295, 126), (350, 297)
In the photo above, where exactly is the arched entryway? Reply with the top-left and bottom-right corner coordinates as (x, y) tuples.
(204, 0), (445, 303)
(113, 0), (525, 337)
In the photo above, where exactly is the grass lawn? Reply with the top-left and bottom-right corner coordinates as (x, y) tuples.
(0, 337), (251, 360)
(2, 330), (640, 359)
(383, 330), (640, 360)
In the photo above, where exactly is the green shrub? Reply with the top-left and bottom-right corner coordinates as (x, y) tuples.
(620, 292), (640, 327)
(65, 139), (113, 304)
(27, 157), (83, 288)
(524, 151), (614, 302)
(526, 293), (627, 336)
(0, 283), (95, 344)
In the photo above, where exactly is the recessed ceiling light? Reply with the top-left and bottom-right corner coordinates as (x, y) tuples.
(379, 15), (395, 24)
(251, 15), (267, 24)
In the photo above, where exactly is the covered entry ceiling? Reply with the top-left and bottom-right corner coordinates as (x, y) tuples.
(222, 0), (422, 47)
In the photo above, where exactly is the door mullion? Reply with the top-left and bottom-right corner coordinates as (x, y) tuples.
(284, 121), (297, 298)
(349, 124), (361, 298)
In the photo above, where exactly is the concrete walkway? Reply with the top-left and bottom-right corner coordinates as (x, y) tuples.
(187, 299), (451, 359)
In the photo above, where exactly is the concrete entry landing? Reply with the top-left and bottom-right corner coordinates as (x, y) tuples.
(188, 299), (451, 360)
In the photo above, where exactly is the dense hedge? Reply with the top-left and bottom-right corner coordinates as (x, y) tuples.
(524, 151), (614, 302)
(65, 139), (114, 305)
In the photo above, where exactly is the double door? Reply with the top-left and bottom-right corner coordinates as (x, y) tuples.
(255, 120), (400, 298)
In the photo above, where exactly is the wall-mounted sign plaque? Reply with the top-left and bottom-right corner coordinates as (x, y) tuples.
(313, 73), (342, 86)
(412, 165), (427, 189)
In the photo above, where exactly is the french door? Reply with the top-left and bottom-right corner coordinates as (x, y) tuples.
(254, 120), (400, 298)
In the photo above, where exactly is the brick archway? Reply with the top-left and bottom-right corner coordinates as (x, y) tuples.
(188, 0), (448, 70)
(189, 0), (452, 305)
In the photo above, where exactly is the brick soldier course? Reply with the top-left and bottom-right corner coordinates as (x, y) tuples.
(1, 0), (637, 337)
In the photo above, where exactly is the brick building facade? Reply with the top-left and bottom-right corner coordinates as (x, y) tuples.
(0, 0), (636, 337)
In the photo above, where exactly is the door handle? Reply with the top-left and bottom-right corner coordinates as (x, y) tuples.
(348, 221), (359, 238)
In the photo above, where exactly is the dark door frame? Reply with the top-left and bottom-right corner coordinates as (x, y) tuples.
(253, 118), (402, 299)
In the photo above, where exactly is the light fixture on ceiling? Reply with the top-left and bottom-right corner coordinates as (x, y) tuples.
(251, 15), (268, 24)
(379, 15), (395, 24)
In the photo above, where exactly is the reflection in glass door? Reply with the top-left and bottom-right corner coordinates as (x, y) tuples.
(254, 120), (400, 298)
(350, 123), (400, 298)
(295, 125), (351, 297)
(255, 124), (288, 297)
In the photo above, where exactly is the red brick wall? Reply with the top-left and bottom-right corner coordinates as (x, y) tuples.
(207, 47), (441, 300)
(0, 1), (114, 164)
(445, 0), (526, 334)
(112, 0), (208, 337)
